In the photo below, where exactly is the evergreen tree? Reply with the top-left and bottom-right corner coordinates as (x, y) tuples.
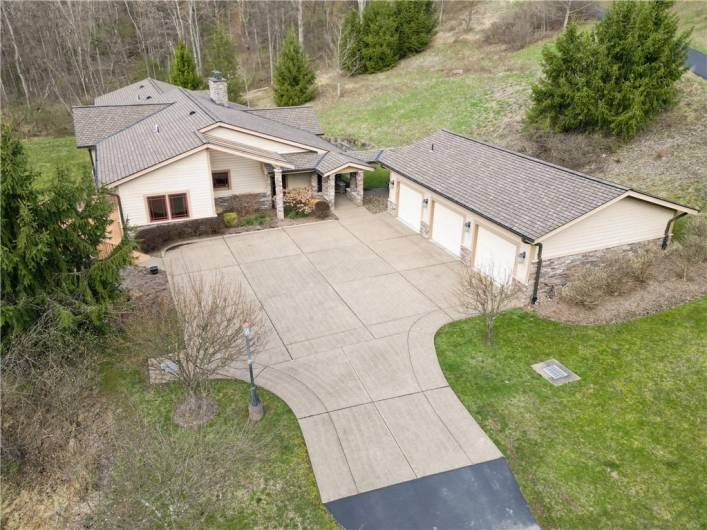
(361, 1), (399, 73)
(340, 9), (364, 75)
(170, 40), (202, 90)
(0, 125), (133, 336)
(528, 0), (690, 139)
(273, 28), (317, 106)
(205, 24), (246, 104)
(395, 0), (437, 58)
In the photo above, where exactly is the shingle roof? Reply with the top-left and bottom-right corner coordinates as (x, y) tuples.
(73, 104), (171, 147)
(346, 148), (385, 163)
(203, 133), (290, 165)
(379, 130), (628, 241)
(315, 151), (371, 175)
(79, 78), (341, 185)
(281, 151), (324, 171)
(245, 106), (324, 135)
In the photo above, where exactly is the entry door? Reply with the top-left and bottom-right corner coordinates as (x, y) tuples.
(474, 226), (517, 283)
(431, 203), (464, 256)
(397, 184), (422, 232)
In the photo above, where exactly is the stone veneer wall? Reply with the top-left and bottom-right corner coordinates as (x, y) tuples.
(533, 238), (663, 300)
(215, 192), (271, 213)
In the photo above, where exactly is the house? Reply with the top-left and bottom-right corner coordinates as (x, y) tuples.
(72, 71), (372, 231)
(348, 130), (698, 301)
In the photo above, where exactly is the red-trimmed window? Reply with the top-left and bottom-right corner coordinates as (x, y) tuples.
(212, 170), (230, 190)
(169, 193), (189, 219)
(147, 195), (168, 222)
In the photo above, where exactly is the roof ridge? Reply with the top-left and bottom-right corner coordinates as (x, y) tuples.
(245, 104), (313, 111)
(178, 88), (220, 122)
(73, 102), (171, 109)
(438, 129), (629, 192)
(146, 77), (166, 94)
(93, 101), (176, 147)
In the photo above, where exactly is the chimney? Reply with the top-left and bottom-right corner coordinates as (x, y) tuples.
(208, 70), (228, 105)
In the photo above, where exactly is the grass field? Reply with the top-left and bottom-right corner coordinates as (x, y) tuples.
(101, 358), (336, 528)
(436, 298), (707, 530)
(23, 136), (90, 184)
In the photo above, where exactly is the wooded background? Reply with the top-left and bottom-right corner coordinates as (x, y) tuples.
(1, 0), (373, 134)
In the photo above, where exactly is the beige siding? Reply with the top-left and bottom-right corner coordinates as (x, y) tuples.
(207, 126), (308, 154)
(117, 150), (214, 227)
(209, 150), (267, 198)
(286, 172), (312, 190)
(541, 197), (673, 259)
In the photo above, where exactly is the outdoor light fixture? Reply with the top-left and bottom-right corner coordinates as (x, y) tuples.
(516, 251), (527, 263)
(242, 323), (263, 422)
(464, 221), (472, 232)
(389, 180), (395, 188)
(422, 198), (429, 206)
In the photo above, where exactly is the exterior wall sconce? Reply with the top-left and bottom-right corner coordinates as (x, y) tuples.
(516, 251), (527, 263)
(464, 221), (472, 232)
(389, 180), (395, 188)
(422, 198), (429, 207)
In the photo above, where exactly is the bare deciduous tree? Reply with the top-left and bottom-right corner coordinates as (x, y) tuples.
(457, 262), (521, 346)
(135, 272), (264, 425)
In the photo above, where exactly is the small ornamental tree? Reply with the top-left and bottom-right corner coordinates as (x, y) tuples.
(340, 9), (364, 75)
(273, 28), (317, 106)
(395, 0), (437, 58)
(0, 124), (133, 336)
(361, 1), (399, 73)
(529, 0), (690, 139)
(170, 40), (202, 90)
(205, 24), (246, 104)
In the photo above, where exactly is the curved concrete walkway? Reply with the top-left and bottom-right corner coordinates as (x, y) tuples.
(162, 200), (530, 525)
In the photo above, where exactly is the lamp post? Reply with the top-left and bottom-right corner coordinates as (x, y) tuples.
(242, 322), (263, 422)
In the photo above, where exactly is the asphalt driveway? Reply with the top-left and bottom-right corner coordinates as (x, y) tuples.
(165, 200), (537, 529)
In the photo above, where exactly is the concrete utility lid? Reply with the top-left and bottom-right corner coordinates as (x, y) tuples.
(532, 359), (580, 386)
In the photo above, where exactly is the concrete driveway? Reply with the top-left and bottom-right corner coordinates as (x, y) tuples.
(165, 200), (536, 528)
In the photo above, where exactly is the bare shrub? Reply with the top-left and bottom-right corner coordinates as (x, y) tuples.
(313, 199), (331, 219)
(136, 217), (225, 252)
(628, 247), (659, 284)
(458, 262), (521, 346)
(93, 409), (263, 529)
(484, 1), (597, 50)
(283, 188), (314, 215)
(559, 267), (609, 307)
(1, 312), (109, 490)
(131, 273), (264, 425)
(601, 254), (636, 296)
(669, 215), (707, 280)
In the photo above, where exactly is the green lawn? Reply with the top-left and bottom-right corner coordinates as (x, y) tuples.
(22, 136), (90, 185)
(101, 359), (336, 528)
(436, 298), (707, 530)
(364, 164), (390, 189)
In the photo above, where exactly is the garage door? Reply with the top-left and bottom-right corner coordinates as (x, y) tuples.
(431, 202), (464, 256)
(474, 226), (517, 283)
(397, 184), (422, 232)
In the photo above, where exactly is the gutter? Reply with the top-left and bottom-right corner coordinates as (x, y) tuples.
(524, 239), (543, 305)
(661, 211), (688, 249)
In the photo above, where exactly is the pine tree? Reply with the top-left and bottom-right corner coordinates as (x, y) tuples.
(395, 0), (437, 58)
(340, 9), (364, 75)
(0, 124), (133, 336)
(205, 24), (246, 104)
(528, 0), (690, 139)
(170, 40), (203, 90)
(273, 28), (317, 106)
(360, 1), (399, 73)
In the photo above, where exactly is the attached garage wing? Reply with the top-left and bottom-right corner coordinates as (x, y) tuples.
(431, 202), (464, 256)
(474, 226), (517, 283)
(398, 184), (422, 232)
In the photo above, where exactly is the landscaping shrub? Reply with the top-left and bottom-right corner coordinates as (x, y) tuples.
(628, 247), (659, 284)
(136, 217), (224, 253)
(313, 200), (331, 219)
(559, 267), (609, 307)
(223, 211), (239, 228)
(669, 215), (707, 280)
(283, 188), (314, 216)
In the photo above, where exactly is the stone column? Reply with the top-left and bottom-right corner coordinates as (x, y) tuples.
(274, 167), (284, 220)
(356, 170), (364, 195)
(310, 173), (319, 195)
(326, 174), (336, 209)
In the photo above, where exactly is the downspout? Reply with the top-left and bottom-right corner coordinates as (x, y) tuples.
(524, 239), (543, 305)
(661, 211), (688, 249)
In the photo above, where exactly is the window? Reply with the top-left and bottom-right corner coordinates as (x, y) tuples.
(146, 193), (190, 222)
(212, 170), (230, 190)
(169, 193), (189, 219)
(147, 196), (168, 222)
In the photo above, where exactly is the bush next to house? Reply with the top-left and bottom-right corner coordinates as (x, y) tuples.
(313, 199), (331, 219)
(170, 40), (203, 90)
(273, 28), (317, 106)
(136, 217), (224, 253)
(283, 188), (314, 216)
(528, 0), (690, 139)
(0, 124), (133, 336)
(223, 211), (239, 228)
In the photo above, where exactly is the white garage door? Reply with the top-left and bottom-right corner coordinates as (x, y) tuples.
(431, 202), (464, 256)
(397, 184), (422, 232)
(474, 226), (517, 283)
